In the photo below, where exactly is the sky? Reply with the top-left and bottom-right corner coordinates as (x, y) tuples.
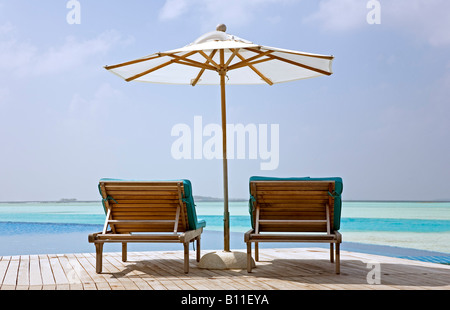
(0, 0), (449, 201)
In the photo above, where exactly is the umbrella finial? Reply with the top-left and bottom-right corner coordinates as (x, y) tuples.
(216, 24), (227, 32)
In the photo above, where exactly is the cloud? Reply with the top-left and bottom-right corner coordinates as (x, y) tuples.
(158, 0), (296, 29)
(384, 0), (450, 47)
(0, 22), (13, 35)
(305, 0), (450, 47)
(32, 31), (123, 76)
(159, 0), (189, 21)
(0, 87), (8, 107)
(0, 23), (37, 72)
(68, 82), (124, 119)
(0, 25), (127, 78)
(304, 0), (367, 32)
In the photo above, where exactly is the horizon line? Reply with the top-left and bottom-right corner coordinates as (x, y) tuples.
(0, 197), (449, 204)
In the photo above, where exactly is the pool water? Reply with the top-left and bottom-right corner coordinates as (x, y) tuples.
(0, 201), (449, 255)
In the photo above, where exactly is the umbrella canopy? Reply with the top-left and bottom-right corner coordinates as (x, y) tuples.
(106, 27), (333, 85)
(105, 24), (334, 252)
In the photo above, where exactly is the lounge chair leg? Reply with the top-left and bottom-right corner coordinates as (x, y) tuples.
(255, 242), (259, 262)
(122, 243), (127, 262)
(184, 242), (189, 274)
(330, 243), (334, 263)
(196, 237), (201, 262)
(247, 242), (253, 273)
(335, 243), (340, 274)
(95, 243), (103, 274)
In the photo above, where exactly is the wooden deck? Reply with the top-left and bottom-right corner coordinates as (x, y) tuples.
(0, 247), (449, 290)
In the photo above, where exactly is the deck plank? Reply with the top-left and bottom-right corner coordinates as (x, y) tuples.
(39, 255), (56, 290)
(133, 251), (198, 290)
(57, 254), (83, 290)
(16, 255), (29, 290)
(103, 254), (140, 290)
(66, 254), (97, 290)
(0, 256), (11, 290)
(75, 254), (111, 290)
(29, 255), (43, 290)
(48, 254), (70, 290)
(0, 248), (448, 291)
(104, 253), (154, 290)
(1, 256), (19, 290)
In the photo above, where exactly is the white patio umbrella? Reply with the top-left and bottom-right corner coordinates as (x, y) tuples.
(104, 24), (334, 263)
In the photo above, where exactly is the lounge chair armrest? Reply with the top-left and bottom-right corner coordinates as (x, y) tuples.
(179, 228), (203, 243)
(244, 229), (255, 242)
(88, 230), (114, 243)
(334, 231), (342, 242)
(88, 232), (102, 243)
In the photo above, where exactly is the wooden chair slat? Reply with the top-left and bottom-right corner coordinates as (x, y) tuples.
(89, 180), (204, 274)
(246, 179), (342, 274)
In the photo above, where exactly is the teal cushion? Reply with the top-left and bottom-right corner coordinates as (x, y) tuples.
(179, 179), (207, 230)
(98, 178), (206, 230)
(249, 176), (343, 231)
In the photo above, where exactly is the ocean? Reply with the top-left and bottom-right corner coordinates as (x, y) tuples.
(0, 200), (449, 256)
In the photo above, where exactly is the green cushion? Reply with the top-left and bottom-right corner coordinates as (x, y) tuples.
(98, 178), (206, 230)
(248, 176), (343, 231)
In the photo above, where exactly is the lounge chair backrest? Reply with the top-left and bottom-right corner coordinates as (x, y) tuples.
(98, 180), (191, 234)
(250, 180), (339, 234)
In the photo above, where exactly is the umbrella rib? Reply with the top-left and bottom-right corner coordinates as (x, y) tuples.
(235, 52), (273, 86)
(227, 50), (274, 71)
(245, 48), (333, 76)
(191, 49), (218, 86)
(104, 54), (162, 70)
(172, 59), (217, 71)
(224, 48), (240, 68)
(125, 59), (176, 82)
(247, 47), (334, 60)
(124, 51), (204, 82)
(197, 50), (220, 69)
(228, 57), (272, 71)
(162, 52), (217, 71)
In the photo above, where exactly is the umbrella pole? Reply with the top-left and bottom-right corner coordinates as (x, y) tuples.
(196, 69), (251, 270)
(220, 68), (230, 252)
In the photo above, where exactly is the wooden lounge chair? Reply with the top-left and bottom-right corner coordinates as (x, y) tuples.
(88, 179), (206, 274)
(244, 177), (343, 274)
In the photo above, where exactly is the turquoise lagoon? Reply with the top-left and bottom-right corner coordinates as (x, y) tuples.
(0, 200), (449, 254)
